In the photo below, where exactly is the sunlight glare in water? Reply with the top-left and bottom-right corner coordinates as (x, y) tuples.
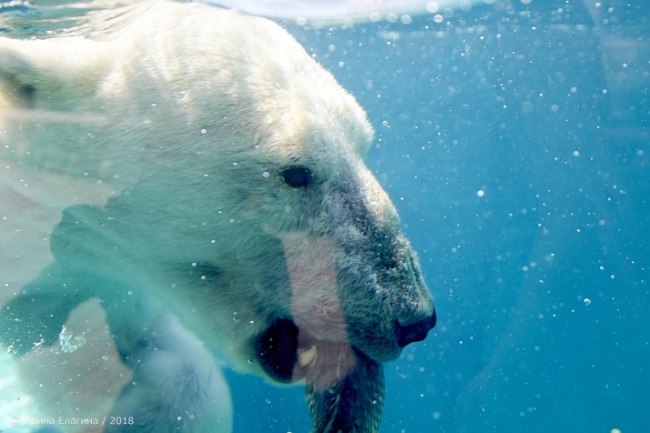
(203, 0), (484, 22)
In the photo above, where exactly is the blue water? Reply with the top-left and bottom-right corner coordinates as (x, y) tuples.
(228, 2), (650, 432)
(2, 1), (649, 432)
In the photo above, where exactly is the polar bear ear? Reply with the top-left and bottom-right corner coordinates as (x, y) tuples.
(0, 36), (107, 110)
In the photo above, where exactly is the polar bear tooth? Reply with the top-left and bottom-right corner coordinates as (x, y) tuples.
(298, 345), (318, 367)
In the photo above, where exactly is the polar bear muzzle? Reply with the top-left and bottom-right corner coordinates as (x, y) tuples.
(258, 166), (437, 432)
(255, 225), (436, 433)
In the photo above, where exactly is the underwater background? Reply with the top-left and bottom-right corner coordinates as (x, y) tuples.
(1, 1), (649, 432)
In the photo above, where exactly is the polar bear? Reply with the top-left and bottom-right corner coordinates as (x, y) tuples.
(0, 1), (436, 432)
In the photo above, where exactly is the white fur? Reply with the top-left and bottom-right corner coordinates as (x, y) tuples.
(0, 2), (434, 431)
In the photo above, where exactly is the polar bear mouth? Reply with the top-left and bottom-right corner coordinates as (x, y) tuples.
(255, 317), (356, 389)
(255, 317), (385, 432)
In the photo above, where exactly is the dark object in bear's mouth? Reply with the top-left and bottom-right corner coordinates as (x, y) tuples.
(306, 347), (384, 433)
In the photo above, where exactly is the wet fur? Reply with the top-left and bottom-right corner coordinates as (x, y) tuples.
(0, 2), (434, 431)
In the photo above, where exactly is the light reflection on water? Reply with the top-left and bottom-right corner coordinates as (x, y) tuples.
(0, 0), (480, 37)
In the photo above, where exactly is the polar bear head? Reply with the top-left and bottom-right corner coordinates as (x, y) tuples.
(0, 1), (436, 430)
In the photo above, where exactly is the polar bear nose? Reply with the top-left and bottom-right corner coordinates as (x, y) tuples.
(395, 309), (437, 348)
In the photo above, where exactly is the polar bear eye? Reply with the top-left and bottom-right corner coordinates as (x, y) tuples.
(280, 166), (311, 188)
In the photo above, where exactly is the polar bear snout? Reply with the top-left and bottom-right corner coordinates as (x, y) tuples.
(395, 309), (437, 348)
(389, 246), (437, 348)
